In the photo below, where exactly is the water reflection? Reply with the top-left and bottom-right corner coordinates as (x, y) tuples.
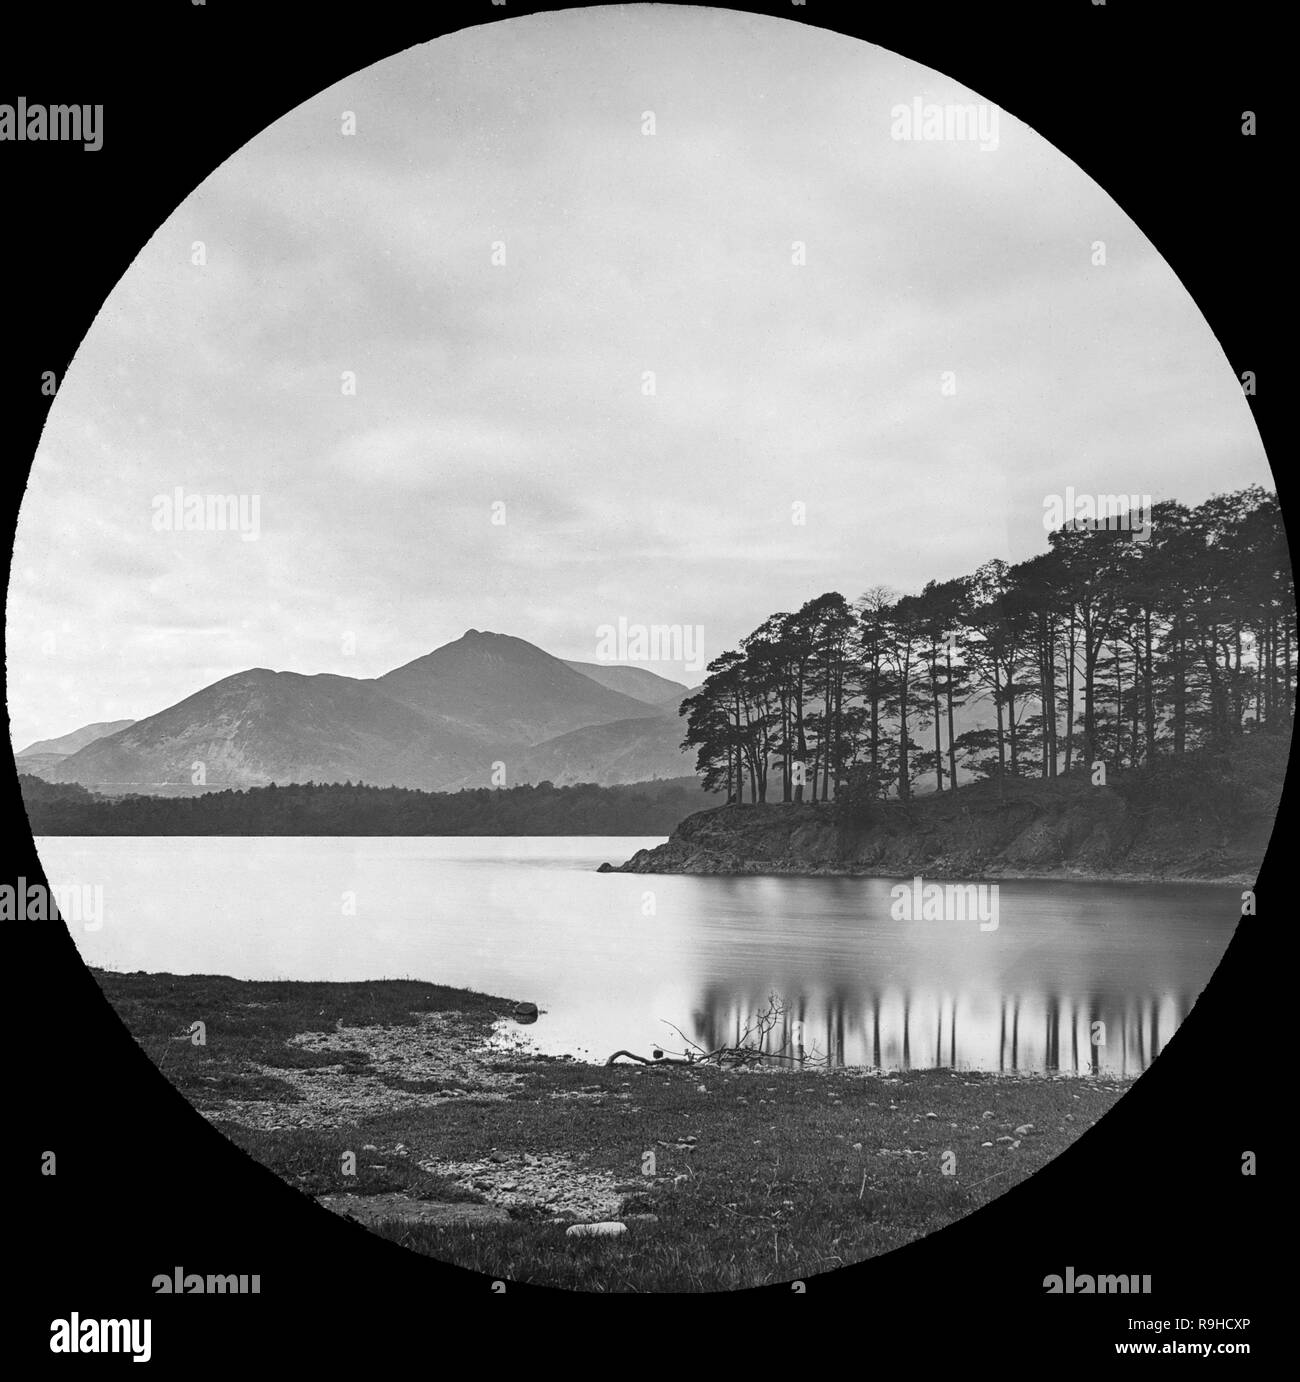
(688, 981), (1198, 1074)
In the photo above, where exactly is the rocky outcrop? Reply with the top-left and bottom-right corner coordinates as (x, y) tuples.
(613, 753), (1283, 884)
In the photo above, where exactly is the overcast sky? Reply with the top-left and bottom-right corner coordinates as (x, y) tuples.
(6, 5), (1271, 747)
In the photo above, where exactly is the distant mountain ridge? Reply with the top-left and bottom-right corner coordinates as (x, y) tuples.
(559, 661), (687, 705)
(23, 631), (699, 796)
(17, 719), (136, 758)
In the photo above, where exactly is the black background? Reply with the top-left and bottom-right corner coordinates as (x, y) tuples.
(3, 0), (1283, 1357)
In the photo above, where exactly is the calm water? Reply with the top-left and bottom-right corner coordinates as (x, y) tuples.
(36, 836), (1239, 1075)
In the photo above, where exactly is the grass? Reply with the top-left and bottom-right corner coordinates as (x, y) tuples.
(96, 969), (511, 1107)
(361, 1060), (1115, 1289)
(94, 968), (1126, 1292)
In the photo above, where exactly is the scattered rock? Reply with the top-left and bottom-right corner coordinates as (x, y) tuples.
(203, 1010), (521, 1130)
(566, 1222), (627, 1238)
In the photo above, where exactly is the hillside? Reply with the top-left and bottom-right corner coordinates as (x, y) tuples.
(44, 668), (488, 793)
(559, 661), (686, 705)
(506, 712), (690, 787)
(375, 631), (650, 744)
(16, 718), (136, 758)
(610, 737), (1289, 885)
(33, 631), (682, 795)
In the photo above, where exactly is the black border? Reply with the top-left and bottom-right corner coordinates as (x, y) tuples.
(3, 0), (1283, 1354)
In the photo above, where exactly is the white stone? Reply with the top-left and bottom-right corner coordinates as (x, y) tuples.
(566, 1222), (627, 1238)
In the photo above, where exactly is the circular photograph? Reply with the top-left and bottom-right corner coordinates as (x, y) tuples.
(9, 5), (1287, 1292)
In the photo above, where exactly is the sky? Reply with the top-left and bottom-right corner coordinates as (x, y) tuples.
(5, 4), (1272, 748)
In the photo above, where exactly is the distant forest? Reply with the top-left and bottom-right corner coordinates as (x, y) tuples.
(18, 774), (716, 836)
(683, 486), (1293, 804)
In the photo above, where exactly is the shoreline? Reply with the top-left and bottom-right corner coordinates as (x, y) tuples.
(605, 860), (1252, 888)
(90, 966), (1134, 1288)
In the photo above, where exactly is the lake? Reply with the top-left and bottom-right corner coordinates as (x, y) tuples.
(36, 835), (1240, 1075)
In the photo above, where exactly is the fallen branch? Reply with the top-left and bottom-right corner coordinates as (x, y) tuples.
(604, 1044), (820, 1068)
(606, 993), (832, 1069)
(604, 1049), (694, 1066)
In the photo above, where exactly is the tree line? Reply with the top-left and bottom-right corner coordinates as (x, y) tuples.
(18, 774), (718, 836)
(681, 486), (1292, 804)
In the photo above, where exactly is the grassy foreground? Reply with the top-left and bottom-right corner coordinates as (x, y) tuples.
(95, 968), (1127, 1292)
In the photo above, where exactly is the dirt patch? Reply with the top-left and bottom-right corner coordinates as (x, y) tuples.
(206, 1011), (523, 1130)
(414, 1150), (633, 1220)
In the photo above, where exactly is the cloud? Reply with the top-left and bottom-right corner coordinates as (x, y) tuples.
(6, 6), (1271, 744)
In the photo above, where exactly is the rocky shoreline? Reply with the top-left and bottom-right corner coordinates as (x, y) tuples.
(604, 770), (1272, 887)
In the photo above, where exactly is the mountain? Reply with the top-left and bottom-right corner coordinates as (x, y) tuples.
(40, 631), (686, 795)
(45, 668), (490, 793)
(29, 626), (1021, 800)
(16, 719), (136, 759)
(375, 631), (653, 744)
(561, 661), (688, 706)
